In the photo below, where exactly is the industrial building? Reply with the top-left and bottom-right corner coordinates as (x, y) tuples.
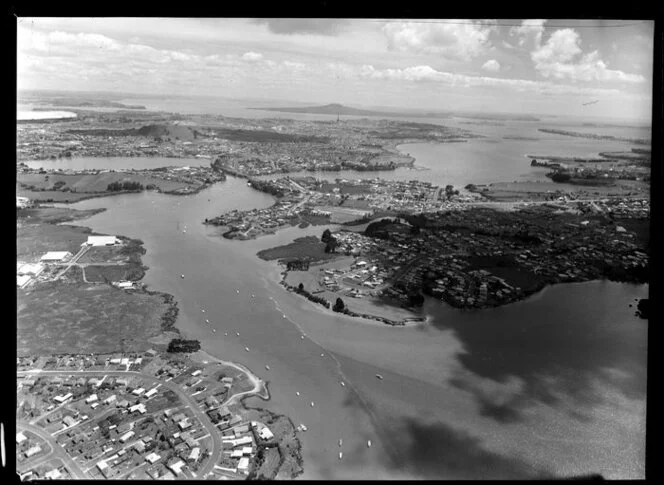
(85, 235), (120, 246)
(40, 251), (73, 262)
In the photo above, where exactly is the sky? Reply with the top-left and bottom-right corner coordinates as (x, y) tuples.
(16, 18), (654, 120)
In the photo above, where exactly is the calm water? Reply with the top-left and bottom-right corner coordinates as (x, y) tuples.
(24, 156), (209, 172)
(64, 172), (647, 479)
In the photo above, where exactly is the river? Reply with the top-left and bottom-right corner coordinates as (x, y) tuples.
(62, 170), (647, 479)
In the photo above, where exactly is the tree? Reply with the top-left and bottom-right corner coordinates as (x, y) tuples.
(298, 283), (304, 291)
(324, 236), (339, 253)
(321, 229), (332, 243)
(332, 298), (345, 312)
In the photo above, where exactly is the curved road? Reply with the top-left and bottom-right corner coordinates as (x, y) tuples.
(17, 368), (246, 477)
(16, 421), (87, 479)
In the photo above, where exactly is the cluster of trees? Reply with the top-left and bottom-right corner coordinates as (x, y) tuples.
(321, 229), (340, 253)
(287, 260), (310, 271)
(444, 184), (460, 199)
(292, 282), (331, 308)
(107, 181), (144, 192)
(332, 297), (345, 312)
(549, 171), (572, 183)
(167, 338), (201, 353)
(247, 179), (287, 197)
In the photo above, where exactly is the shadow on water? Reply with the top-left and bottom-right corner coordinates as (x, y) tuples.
(389, 417), (552, 479)
(426, 281), (648, 422)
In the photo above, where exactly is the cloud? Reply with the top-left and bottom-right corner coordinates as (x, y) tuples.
(358, 63), (623, 97)
(382, 20), (495, 61)
(532, 29), (645, 83)
(509, 19), (546, 47)
(482, 59), (501, 72)
(254, 18), (350, 36)
(241, 51), (263, 62)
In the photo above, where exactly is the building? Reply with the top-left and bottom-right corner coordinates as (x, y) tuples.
(16, 196), (31, 208)
(54, 393), (73, 403)
(44, 468), (62, 480)
(25, 445), (42, 458)
(86, 394), (98, 404)
(188, 447), (200, 462)
(17, 274), (31, 288)
(119, 431), (135, 443)
(16, 432), (27, 444)
(40, 251), (73, 262)
(86, 235), (120, 247)
(145, 452), (161, 464)
(144, 388), (158, 398)
(17, 263), (44, 276)
(191, 369), (202, 377)
(237, 457), (250, 474)
(258, 427), (274, 440)
(168, 460), (186, 475)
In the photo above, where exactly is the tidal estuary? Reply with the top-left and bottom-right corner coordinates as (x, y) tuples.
(62, 171), (647, 479)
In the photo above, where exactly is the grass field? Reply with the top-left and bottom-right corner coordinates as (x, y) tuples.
(17, 283), (171, 356)
(17, 206), (105, 225)
(257, 236), (343, 263)
(17, 172), (198, 202)
(17, 222), (91, 261)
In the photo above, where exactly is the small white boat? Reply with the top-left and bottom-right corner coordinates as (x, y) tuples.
(236, 332), (240, 336)
(282, 314), (286, 318)
(265, 365), (270, 370)
(340, 382), (345, 387)
(201, 309), (205, 313)
(236, 289), (240, 294)
(301, 424), (307, 431)
(338, 439), (343, 447)
(338, 452), (343, 460)
(183, 230), (186, 233)
(213, 329), (216, 333)
(252, 294), (255, 298)
(245, 347), (250, 352)
(320, 353), (324, 357)
(296, 392), (300, 396)
(301, 335), (305, 340)
(205, 319), (210, 323)
(181, 274), (185, 279)
(310, 402), (315, 407)
(367, 440), (372, 448)
(375, 374), (383, 380)
(224, 332), (228, 336)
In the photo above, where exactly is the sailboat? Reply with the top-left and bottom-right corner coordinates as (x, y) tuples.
(265, 365), (270, 370)
(338, 452), (343, 460)
(181, 274), (185, 279)
(245, 347), (250, 352)
(338, 439), (343, 447)
(367, 440), (372, 448)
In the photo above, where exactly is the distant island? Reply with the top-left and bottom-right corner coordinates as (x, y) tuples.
(252, 104), (540, 122)
(251, 103), (422, 118)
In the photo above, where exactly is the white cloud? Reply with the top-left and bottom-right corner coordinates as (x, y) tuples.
(241, 51), (263, 62)
(482, 59), (500, 72)
(532, 29), (645, 83)
(359, 63), (624, 97)
(382, 20), (495, 61)
(509, 19), (546, 47)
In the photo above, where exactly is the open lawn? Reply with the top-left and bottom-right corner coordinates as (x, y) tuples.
(257, 236), (343, 263)
(479, 181), (649, 202)
(17, 283), (172, 356)
(17, 222), (90, 261)
(17, 206), (104, 225)
(17, 172), (198, 202)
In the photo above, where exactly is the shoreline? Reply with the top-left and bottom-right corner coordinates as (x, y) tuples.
(269, 260), (425, 328)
